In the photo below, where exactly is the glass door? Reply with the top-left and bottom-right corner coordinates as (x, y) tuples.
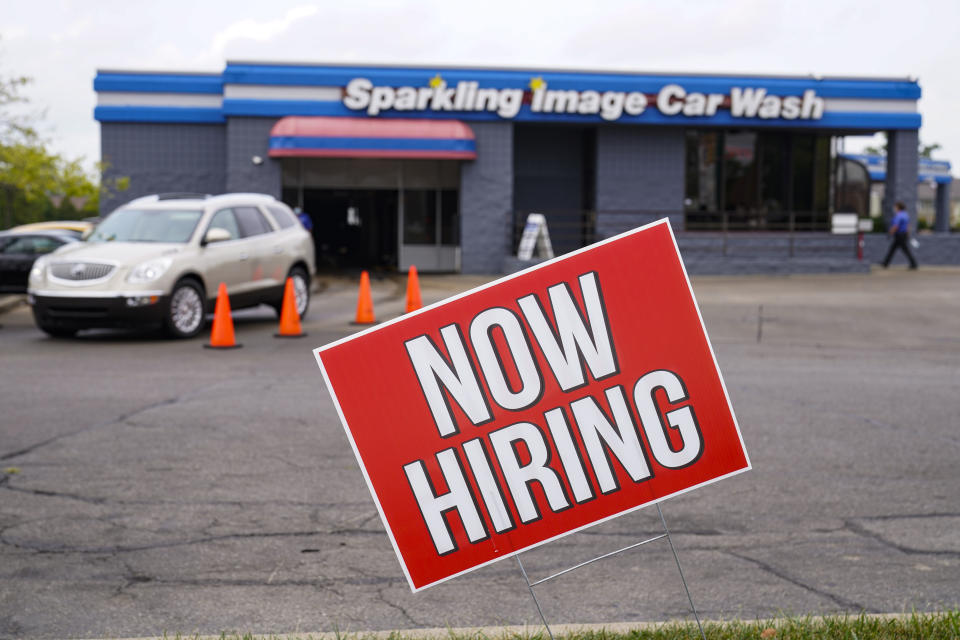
(399, 161), (461, 272)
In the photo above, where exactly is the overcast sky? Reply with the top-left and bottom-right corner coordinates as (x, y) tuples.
(3, 0), (959, 173)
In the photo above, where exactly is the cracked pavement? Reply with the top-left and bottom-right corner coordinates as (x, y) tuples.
(0, 268), (958, 638)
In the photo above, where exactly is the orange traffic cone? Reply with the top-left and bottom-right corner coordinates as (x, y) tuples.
(352, 270), (376, 324)
(204, 282), (242, 349)
(405, 265), (422, 313)
(275, 277), (306, 338)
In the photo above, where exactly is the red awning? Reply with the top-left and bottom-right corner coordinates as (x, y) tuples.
(268, 116), (477, 160)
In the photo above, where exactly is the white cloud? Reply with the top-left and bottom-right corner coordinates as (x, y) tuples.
(2, 26), (29, 40)
(209, 5), (319, 56)
(2, 0), (960, 173)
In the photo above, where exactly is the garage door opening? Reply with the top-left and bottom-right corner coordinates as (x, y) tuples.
(281, 158), (461, 272)
(270, 116), (474, 273)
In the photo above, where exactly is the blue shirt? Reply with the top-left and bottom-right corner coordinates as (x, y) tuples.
(891, 210), (910, 233)
(297, 212), (313, 232)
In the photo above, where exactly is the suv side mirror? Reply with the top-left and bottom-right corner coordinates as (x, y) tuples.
(203, 227), (232, 245)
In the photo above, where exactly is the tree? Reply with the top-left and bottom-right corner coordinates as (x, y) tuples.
(1, 46), (122, 229)
(919, 142), (941, 158)
(859, 134), (942, 159)
(0, 63), (36, 145)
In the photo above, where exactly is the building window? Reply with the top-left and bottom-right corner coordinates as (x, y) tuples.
(403, 190), (437, 245)
(440, 190), (459, 246)
(685, 130), (833, 230)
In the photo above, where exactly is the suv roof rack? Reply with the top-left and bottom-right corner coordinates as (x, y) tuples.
(210, 192), (277, 201)
(156, 193), (212, 200)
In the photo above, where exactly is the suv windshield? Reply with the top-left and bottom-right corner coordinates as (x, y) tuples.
(88, 209), (203, 243)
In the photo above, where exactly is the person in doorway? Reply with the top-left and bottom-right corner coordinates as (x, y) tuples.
(881, 201), (918, 269)
(294, 206), (313, 232)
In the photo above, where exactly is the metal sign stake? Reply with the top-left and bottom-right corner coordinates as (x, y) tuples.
(516, 555), (556, 640)
(516, 503), (706, 640)
(657, 503), (707, 640)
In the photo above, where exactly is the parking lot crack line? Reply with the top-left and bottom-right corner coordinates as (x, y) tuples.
(1, 483), (107, 504)
(0, 529), (324, 554)
(0, 481), (373, 507)
(375, 586), (422, 627)
(724, 550), (871, 612)
(844, 517), (960, 556)
(112, 558), (152, 598)
(328, 511), (382, 535)
(0, 382), (235, 462)
(0, 432), (78, 462)
(0, 396), (180, 461)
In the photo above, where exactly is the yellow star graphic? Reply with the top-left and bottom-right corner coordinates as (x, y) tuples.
(529, 76), (545, 91)
(429, 74), (444, 89)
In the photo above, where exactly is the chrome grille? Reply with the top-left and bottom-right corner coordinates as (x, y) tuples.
(50, 262), (116, 281)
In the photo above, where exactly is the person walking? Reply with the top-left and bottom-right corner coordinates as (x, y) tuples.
(881, 201), (918, 269)
(294, 206), (313, 232)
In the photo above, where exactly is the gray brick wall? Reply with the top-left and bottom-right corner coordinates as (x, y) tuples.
(100, 122), (226, 214)
(864, 232), (960, 266)
(883, 129), (919, 224)
(460, 121), (513, 274)
(594, 126), (685, 238)
(225, 117), (282, 198)
(666, 231), (960, 274)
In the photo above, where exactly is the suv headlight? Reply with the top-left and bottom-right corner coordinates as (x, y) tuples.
(29, 259), (47, 285)
(127, 257), (173, 283)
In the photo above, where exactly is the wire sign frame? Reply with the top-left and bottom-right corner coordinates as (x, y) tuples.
(514, 503), (706, 640)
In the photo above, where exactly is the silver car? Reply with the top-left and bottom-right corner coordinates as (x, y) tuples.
(27, 193), (316, 338)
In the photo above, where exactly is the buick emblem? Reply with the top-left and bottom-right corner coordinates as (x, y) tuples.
(70, 263), (86, 278)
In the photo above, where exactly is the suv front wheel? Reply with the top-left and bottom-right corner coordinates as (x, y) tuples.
(273, 266), (310, 319)
(165, 279), (206, 339)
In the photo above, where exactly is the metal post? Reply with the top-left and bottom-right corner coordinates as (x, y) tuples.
(788, 210), (795, 258)
(296, 159), (304, 209)
(657, 503), (706, 640)
(722, 211), (728, 256)
(516, 555), (555, 640)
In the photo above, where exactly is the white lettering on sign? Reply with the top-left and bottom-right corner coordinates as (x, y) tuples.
(402, 448), (488, 555)
(731, 88), (824, 120)
(343, 76), (825, 122)
(345, 78), (523, 119)
(402, 272), (704, 556)
(405, 324), (493, 438)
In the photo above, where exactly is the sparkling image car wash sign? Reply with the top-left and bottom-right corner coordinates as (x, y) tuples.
(315, 219), (750, 592)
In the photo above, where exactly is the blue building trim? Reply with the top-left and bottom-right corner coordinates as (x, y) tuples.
(223, 63), (921, 100)
(94, 106), (225, 123)
(223, 98), (921, 130)
(93, 66), (922, 131)
(842, 153), (952, 183)
(94, 73), (224, 94)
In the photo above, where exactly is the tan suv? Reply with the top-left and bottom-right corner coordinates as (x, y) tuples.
(27, 193), (316, 338)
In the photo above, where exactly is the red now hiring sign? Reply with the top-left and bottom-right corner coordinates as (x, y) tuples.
(315, 219), (750, 592)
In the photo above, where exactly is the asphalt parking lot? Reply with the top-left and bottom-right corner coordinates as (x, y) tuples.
(1, 266), (959, 639)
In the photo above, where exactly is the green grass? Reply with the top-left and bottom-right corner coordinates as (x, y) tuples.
(575, 612), (960, 639)
(161, 611), (960, 640)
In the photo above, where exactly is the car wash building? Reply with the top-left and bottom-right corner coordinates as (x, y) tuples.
(94, 62), (931, 274)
